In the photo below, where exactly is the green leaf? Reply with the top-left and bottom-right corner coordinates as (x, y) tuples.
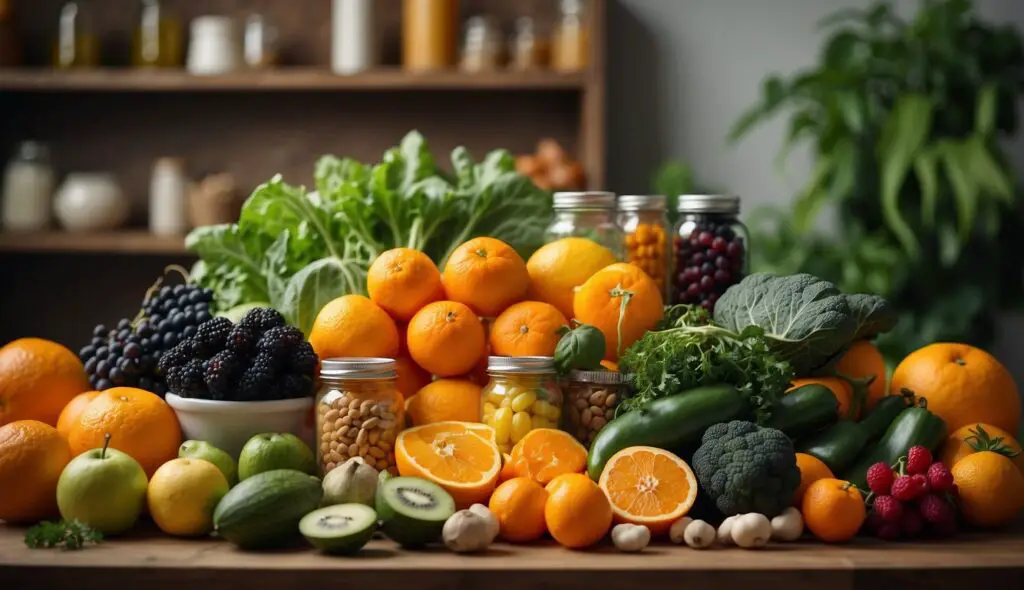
(277, 257), (364, 336)
(729, 76), (787, 141)
(878, 94), (933, 258)
(793, 155), (834, 230)
(828, 138), (857, 203)
(774, 111), (819, 170)
(963, 136), (1013, 204)
(938, 222), (962, 267)
(938, 140), (979, 243)
(913, 149), (939, 229)
(975, 84), (998, 136)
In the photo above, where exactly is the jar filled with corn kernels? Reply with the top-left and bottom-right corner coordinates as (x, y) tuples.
(317, 358), (404, 476)
(564, 370), (628, 447)
(618, 194), (671, 298)
(481, 356), (562, 453)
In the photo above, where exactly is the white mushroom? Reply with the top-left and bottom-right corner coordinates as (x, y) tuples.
(731, 513), (772, 549)
(467, 503), (500, 542)
(611, 523), (651, 553)
(717, 515), (739, 545)
(770, 507), (804, 542)
(442, 510), (494, 553)
(668, 516), (693, 544)
(683, 519), (716, 549)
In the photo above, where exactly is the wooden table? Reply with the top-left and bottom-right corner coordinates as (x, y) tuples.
(1, 525), (1023, 590)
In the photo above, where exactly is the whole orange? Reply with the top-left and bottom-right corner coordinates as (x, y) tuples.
(488, 477), (549, 542)
(889, 343), (1021, 435)
(951, 451), (1024, 527)
(489, 301), (569, 357)
(442, 237), (530, 318)
(835, 340), (888, 411)
(309, 295), (400, 361)
(56, 390), (101, 439)
(941, 423), (1024, 474)
(367, 248), (445, 322)
(526, 238), (617, 319)
(793, 452), (835, 506)
(801, 478), (865, 543)
(573, 263), (664, 361)
(788, 377), (854, 420)
(0, 420), (72, 523)
(394, 355), (431, 400)
(406, 379), (482, 425)
(68, 387), (182, 477)
(543, 473), (613, 549)
(0, 338), (91, 427)
(407, 301), (486, 377)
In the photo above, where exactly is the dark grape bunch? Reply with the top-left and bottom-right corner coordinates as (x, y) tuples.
(673, 221), (746, 311)
(140, 283), (216, 356)
(158, 307), (318, 402)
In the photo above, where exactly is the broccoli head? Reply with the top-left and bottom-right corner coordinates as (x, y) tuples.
(692, 420), (800, 518)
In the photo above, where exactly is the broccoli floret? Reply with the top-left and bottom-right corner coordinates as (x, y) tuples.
(692, 420), (800, 518)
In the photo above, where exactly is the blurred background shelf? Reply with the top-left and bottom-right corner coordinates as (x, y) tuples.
(0, 231), (190, 255)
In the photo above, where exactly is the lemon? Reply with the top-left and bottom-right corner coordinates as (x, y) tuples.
(526, 238), (617, 319)
(147, 458), (229, 537)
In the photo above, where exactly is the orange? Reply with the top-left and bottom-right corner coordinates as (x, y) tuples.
(597, 446), (698, 535)
(395, 421), (502, 508)
(489, 301), (569, 357)
(507, 428), (587, 485)
(544, 473), (613, 549)
(951, 451), (1024, 527)
(367, 248), (445, 322)
(600, 360), (619, 371)
(0, 420), (72, 523)
(407, 301), (486, 377)
(309, 294), (400, 361)
(394, 355), (431, 400)
(0, 338), (91, 427)
(488, 477), (549, 542)
(68, 387), (182, 477)
(835, 340), (888, 411)
(890, 343), (1021, 435)
(406, 379), (482, 425)
(941, 423), (1024, 474)
(442, 237), (530, 318)
(499, 452), (517, 482)
(573, 263), (664, 361)
(789, 377), (854, 420)
(56, 390), (101, 439)
(526, 238), (618, 318)
(801, 478), (865, 543)
(794, 452), (834, 505)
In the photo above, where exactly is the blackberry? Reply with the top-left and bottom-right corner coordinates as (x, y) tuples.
(279, 373), (314, 399)
(257, 325), (304, 359)
(192, 317), (233, 359)
(240, 307), (285, 332)
(204, 350), (241, 398)
(177, 359), (208, 398)
(287, 341), (318, 376)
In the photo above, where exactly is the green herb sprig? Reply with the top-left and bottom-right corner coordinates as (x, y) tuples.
(25, 520), (104, 550)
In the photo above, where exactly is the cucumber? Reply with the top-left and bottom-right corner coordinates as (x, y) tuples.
(795, 421), (867, 473)
(857, 394), (909, 443)
(766, 384), (839, 439)
(586, 385), (751, 480)
(214, 469), (323, 549)
(843, 403), (948, 491)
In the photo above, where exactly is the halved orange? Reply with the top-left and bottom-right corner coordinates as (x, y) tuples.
(597, 446), (698, 535)
(395, 422), (501, 508)
(507, 428), (588, 485)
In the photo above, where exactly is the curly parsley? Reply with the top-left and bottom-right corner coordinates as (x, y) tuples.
(25, 520), (103, 550)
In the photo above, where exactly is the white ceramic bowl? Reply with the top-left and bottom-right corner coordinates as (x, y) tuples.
(165, 394), (315, 459)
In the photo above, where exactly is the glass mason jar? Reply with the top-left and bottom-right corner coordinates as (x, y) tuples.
(672, 194), (749, 312)
(316, 358), (404, 476)
(545, 191), (624, 258)
(481, 356), (562, 453)
(618, 194), (671, 299)
(564, 370), (627, 447)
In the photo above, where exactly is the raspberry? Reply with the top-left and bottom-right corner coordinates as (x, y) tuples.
(911, 473), (930, 494)
(905, 446), (933, 475)
(926, 462), (955, 492)
(901, 509), (924, 538)
(866, 462), (896, 495)
(918, 493), (955, 525)
(872, 495), (904, 523)
(891, 475), (928, 501)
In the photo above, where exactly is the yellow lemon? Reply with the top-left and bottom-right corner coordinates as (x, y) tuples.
(147, 458), (229, 537)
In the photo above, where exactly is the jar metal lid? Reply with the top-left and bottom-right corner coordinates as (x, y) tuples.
(618, 194), (667, 212)
(568, 370), (629, 385)
(677, 194), (740, 214)
(487, 355), (556, 374)
(553, 191), (616, 210)
(320, 357), (396, 380)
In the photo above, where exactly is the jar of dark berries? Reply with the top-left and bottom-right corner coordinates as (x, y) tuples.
(617, 195), (671, 298)
(545, 191), (625, 258)
(672, 194), (748, 311)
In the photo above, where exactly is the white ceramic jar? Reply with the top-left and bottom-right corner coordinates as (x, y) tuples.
(332, 0), (376, 74)
(149, 157), (188, 235)
(187, 16), (239, 75)
(2, 141), (55, 231)
(54, 172), (129, 232)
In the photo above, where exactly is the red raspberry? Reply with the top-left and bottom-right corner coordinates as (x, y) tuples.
(866, 462), (896, 495)
(912, 473), (931, 494)
(891, 475), (927, 501)
(872, 495), (904, 523)
(906, 446), (933, 475)
(926, 462), (954, 492)
(918, 493), (955, 525)
(876, 523), (901, 541)
(901, 509), (924, 538)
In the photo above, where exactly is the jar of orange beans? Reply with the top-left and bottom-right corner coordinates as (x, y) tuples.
(618, 194), (671, 297)
(480, 356), (563, 453)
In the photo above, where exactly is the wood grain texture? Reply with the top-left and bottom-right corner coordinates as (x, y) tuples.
(0, 231), (189, 254)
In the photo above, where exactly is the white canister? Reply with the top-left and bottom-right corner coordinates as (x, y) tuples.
(2, 141), (55, 231)
(332, 0), (376, 74)
(54, 172), (129, 232)
(149, 158), (188, 236)
(187, 16), (240, 75)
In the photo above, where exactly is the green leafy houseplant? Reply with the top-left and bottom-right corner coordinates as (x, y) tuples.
(730, 0), (1023, 361)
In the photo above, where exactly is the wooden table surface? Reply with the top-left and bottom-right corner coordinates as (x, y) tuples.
(1, 524), (1022, 590)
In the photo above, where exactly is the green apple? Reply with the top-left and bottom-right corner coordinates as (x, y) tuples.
(56, 434), (148, 535)
(238, 432), (316, 481)
(178, 440), (238, 486)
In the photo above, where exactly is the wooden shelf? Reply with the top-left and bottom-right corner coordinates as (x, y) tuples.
(0, 68), (588, 92)
(0, 231), (191, 255)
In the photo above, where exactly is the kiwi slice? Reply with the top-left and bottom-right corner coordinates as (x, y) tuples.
(300, 504), (378, 555)
(375, 476), (455, 547)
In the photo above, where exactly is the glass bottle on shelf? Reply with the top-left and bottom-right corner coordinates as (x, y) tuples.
(545, 191), (625, 259)
(53, 1), (100, 69)
(2, 141), (55, 232)
(132, 0), (184, 68)
(509, 16), (548, 71)
(244, 13), (279, 69)
(460, 15), (502, 72)
(0, 0), (21, 67)
(618, 195), (671, 298)
(551, 0), (588, 72)
(402, 0), (457, 71)
(672, 195), (749, 312)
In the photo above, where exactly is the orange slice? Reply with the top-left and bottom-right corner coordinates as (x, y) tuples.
(597, 446), (698, 535)
(395, 422), (501, 508)
(507, 428), (588, 485)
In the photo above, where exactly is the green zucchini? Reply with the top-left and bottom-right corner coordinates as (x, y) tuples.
(795, 421), (867, 473)
(857, 394), (909, 443)
(766, 384), (840, 439)
(586, 385), (751, 480)
(843, 403), (948, 490)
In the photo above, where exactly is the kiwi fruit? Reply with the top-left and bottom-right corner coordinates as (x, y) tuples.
(375, 476), (455, 547)
(300, 504), (378, 554)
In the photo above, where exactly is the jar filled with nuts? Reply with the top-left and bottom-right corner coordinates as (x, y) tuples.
(564, 370), (628, 447)
(316, 358), (404, 476)
(481, 356), (562, 453)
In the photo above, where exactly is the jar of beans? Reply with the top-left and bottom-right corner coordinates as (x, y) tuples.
(618, 194), (671, 298)
(544, 191), (625, 258)
(481, 356), (562, 453)
(564, 370), (628, 447)
(316, 358), (404, 476)
(672, 194), (748, 312)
